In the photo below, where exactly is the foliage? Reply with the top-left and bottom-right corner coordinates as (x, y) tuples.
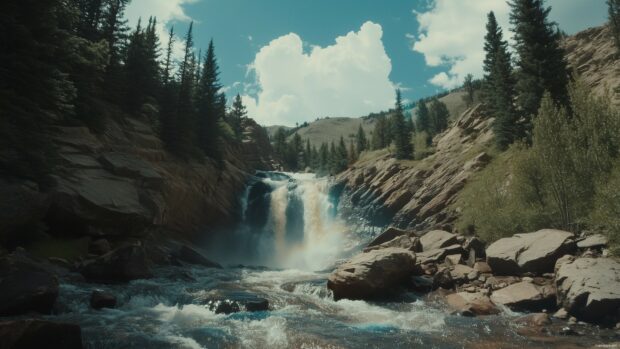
(457, 81), (620, 248)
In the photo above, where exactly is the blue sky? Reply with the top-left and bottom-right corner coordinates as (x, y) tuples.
(126, 0), (608, 126)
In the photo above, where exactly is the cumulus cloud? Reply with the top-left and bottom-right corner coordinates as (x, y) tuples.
(411, 0), (605, 89)
(125, 0), (199, 61)
(243, 21), (396, 126)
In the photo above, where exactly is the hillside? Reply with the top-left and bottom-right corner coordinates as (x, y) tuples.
(335, 23), (619, 233)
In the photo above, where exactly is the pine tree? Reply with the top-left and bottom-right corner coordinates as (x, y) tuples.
(609, 0), (620, 52)
(483, 11), (519, 150)
(304, 139), (312, 169)
(329, 141), (338, 174)
(416, 99), (431, 135)
(348, 139), (358, 164)
(429, 99), (449, 135)
(174, 22), (196, 156)
(319, 143), (329, 175)
(101, 0), (129, 101)
(76, 0), (104, 41)
(229, 94), (247, 140)
(162, 26), (175, 86)
(273, 128), (288, 160)
(509, 0), (569, 124)
(337, 136), (349, 172)
(371, 115), (390, 150)
(356, 125), (367, 153)
(391, 89), (413, 159)
(196, 39), (223, 158)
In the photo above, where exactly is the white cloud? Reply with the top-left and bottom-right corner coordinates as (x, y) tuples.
(125, 0), (199, 61)
(411, 0), (607, 89)
(243, 21), (396, 126)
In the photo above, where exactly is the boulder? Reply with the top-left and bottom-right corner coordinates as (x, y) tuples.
(244, 298), (269, 312)
(0, 320), (83, 349)
(473, 261), (492, 274)
(463, 237), (486, 258)
(555, 257), (620, 323)
(490, 281), (555, 311)
(172, 245), (222, 268)
(515, 313), (552, 327)
(79, 245), (153, 283)
(0, 180), (49, 247)
(417, 245), (464, 265)
(364, 235), (422, 253)
(576, 234), (608, 249)
(88, 239), (111, 255)
(420, 230), (458, 251)
(486, 229), (575, 275)
(0, 254), (59, 316)
(445, 254), (462, 266)
(90, 290), (117, 310)
(366, 227), (413, 248)
(206, 299), (240, 314)
(446, 292), (500, 316)
(327, 248), (417, 300)
(432, 268), (455, 290)
(450, 265), (475, 284)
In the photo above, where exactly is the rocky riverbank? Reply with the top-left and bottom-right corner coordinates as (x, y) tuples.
(328, 227), (620, 331)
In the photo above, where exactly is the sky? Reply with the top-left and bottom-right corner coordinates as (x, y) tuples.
(125, 0), (608, 126)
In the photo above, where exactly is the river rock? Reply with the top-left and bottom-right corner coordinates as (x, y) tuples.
(327, 248), (417, 300)
(450, 265), (475, 284)
(486, 229), (575, 275)
(367, 227), (413, 247)
(90, 290), (117, 310)
(172, 245), (222, 268)
(432, 268), (455, 289)
(555, 257), (620, 323)
(446, 292), (500, 316)
(576, 234), (608, 249)
(420, 230), (458, 251)
(515, 313), (552, 327)
(0, 320), (83, 349)
(0, 254), (59, 316)
(417, 245), (465, 265)
(473, 261), (492, 274)
(79, 245), (153, 283)
(490, 281), (555, 311)
(463, 237), (486, 258)
(364, 235), (422, 253)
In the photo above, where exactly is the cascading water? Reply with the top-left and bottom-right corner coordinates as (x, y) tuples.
(236, 171), (350, 270)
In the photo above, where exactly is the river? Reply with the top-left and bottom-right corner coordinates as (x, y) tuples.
(50, 172), (618, 348)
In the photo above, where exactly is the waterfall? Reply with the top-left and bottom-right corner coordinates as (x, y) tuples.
(239, 172), (348, 271)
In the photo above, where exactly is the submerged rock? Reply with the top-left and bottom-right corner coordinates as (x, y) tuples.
(79, 245), (153, 283)
(486, 229), (575, 275)
(327, 248), (417, 300)
(90, 290), (117, 310)
(0, 320), (83, 349)
(555, 257), (620, 323)
(0, 254), (59, 316)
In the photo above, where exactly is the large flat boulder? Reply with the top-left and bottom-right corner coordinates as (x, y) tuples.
(0, 320), (83, 349)
(79, 245), (153, 283)
(555, 257), (620, 323)
(490, 281), (555, 311)
(486, 229), (575, 275)
(327, 248), (416, 300)
(420, 230), (458, 251)
(364, 235), (422, 253)
(0, 254), (59, 316)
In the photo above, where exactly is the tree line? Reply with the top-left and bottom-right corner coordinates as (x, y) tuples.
(0, 0), (251, 186)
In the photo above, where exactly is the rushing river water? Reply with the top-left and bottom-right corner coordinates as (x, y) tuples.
(49, 172), (618, 348)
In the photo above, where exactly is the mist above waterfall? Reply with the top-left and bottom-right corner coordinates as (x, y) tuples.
(209, 172), (350, 271)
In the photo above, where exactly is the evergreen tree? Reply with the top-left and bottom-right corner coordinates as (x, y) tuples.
(162, 26), (175, 85)
(483, 12), (519, 149)
(196, 39), (223, 158)
(348, 139), (358, 164)
(273, 127), (288, 160)
(336, 136), (349, 172)
(329, 142), (338, 174)
(371, 115), (390, 149)
(356, 125), (367, 153)
(319, 142), (329, 175)
(609, 0), (620, 52)
(429, 99), (449, 135)
(76, 0), (104, 41)
(391, 90), (413, 159)
(174, 22), (196, 156)
(509, 0), (569, 124)
(304, 139), (312, 169)
(416, 99), (431, 135)
(229, 94), (247, 140)
(101, 0), (129, 101)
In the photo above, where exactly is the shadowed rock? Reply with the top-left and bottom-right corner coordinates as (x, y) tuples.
(0, 320), (83, 349)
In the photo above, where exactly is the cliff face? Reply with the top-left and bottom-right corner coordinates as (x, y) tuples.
(335, 104), (494, 232)
(1, 115), (274, 245)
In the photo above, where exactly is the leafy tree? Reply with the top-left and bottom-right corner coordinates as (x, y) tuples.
(509, 0), (569, 127)
(356, 125), (367, 153)
(391, 89), (413, 159)
(609, 0), (620, 53)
